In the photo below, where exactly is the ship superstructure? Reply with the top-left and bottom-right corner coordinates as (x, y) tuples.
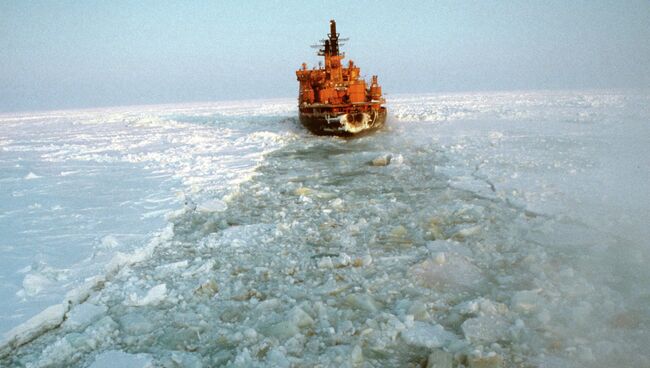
(296, 20), (386, 136)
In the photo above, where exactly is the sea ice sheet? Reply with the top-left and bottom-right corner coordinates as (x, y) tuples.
(1, 91), (649, 367)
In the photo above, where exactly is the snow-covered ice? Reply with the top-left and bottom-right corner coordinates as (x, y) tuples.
(0, 100), (296, 337)
(1, 91), (649, 367)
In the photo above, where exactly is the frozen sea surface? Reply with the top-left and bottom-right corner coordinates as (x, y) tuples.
(1, 91), (649, 367)
(0, 100), (297, 335)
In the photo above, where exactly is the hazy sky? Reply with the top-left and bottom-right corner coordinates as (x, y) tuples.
(1, 0), (649, 112)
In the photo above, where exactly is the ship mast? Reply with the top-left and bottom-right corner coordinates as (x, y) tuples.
(318, 20), (344, 83)
(328, 20), (340, 56)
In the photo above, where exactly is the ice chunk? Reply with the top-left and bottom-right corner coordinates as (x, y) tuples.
(317, 256), (334, 269)
(391, 154), (404, 165)
(289, 307), (314, 328)
(63, 275), (105, 306)
(452, 224), (482, 240)
(155, 260), (189, 277)
(265, 321), (300, 340)
(351, 345), (364, 365)
(294, 187), (311, 196)
(194, 279), (219, 297)
(391, 225), (408, 238)
(455, 297), (505, 316)
(126, 284), (167, 306)
(182, 259), (215, 277)
(345, 294), (379, 313)
(488, 131), (504, 144)
(243, 328), (258, 342)
(21, 273), (53, 297)
(254, 298), (280, 312)
(410, 255), (482, 289)
(371, 155), (390, 166)
(427, 349), (453, 368)
(511, 290), (542, 314)
(2, 304), (66, 348)
(24, 172), (41, 179)
(99, 235), (120, 249)
(64, 303), (108, 331)
(357, 254), (373, 267)
(118, 313), (155, 336)
(468, 352), (503, 368)
(197, 199), (227, 212)
(330, 198), (344, 209)
(169, 351), (203, 368)
(267, 348), (291, 368)
(89, 350), (153, 368)
(335, 253), (351, 267)
(400, 321), (458, 349)
(461, 315), (510, 343)
(408, 301), (431, 321)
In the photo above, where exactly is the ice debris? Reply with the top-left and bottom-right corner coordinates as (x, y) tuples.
(89, 350), (153, 368)
(197, 198), (228, 212)
(126, 284), (167, 307)
(427, 349), (453, 368)
(410, 255), (482, 290)
(511, 289), (542, 314)
(24, 172), (41, 180)
(370, 153), (405, 166)
(461, 315), (510, 343)
(2, 304), (66, 349)
(371, 155), (390, 166)
(400, 321), (458, 349)
(64, 303), (108, 331)
(467, 351), (503, 368)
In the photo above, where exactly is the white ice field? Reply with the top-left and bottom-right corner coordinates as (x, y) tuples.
(0, 91), (648, 367)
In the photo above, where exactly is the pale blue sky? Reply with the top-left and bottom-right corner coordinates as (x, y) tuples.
(1, 0), (649, 112)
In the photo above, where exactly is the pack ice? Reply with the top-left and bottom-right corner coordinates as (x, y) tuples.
(1, 91), (649, 367)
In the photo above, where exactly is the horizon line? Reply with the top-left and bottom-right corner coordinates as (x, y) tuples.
(2, 86), (648, 118)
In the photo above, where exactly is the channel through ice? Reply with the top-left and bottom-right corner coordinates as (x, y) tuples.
(0, 91), (649, 367)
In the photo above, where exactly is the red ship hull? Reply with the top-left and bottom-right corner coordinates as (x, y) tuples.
(299, 107), (386, 137)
